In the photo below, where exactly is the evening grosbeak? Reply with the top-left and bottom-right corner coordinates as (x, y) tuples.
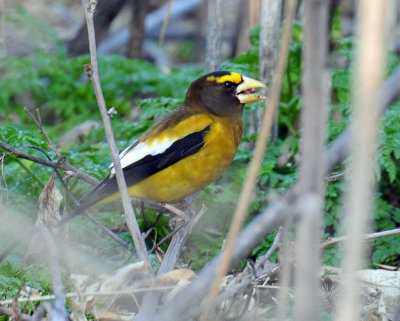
(62, 71), (265, 224)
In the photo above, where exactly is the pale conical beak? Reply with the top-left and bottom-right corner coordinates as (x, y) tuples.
(236, 76), (266, 104)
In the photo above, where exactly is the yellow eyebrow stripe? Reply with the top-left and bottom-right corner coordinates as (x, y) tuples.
(206, 72), (242, 84)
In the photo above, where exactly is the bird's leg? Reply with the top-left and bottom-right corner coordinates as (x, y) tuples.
(161, 203), (190, 222)
(161, 192), (199, 223)
(177, 199), (197, 218)
(179, 192), (199, 218)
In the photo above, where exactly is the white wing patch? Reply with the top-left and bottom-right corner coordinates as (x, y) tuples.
(109, 138), (178, 174)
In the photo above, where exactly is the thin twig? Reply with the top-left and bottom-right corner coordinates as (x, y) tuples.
(149, 223), (185, 253)
(81, 0), (152, 272)
(255, 228), (282, 272)
(159, 0), (175, 46)
(0, 141), (99, 186)
(24, 107), (62, 158)
(321, 228), (400, 249)
(202, 0), (298, 318)
(158, 204), (206, 275)
(84, 211), (134, 253)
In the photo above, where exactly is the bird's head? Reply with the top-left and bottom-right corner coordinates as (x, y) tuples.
(185, 71), (266, 118)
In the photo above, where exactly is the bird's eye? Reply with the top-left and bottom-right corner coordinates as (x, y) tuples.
(223, 81), (234, 89)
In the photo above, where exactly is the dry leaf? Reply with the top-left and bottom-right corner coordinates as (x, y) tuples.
(36, 173), (63, 227)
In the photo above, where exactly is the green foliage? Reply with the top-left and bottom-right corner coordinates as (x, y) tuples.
(0, 255), (52, 315)
(136, 97), (182, 119)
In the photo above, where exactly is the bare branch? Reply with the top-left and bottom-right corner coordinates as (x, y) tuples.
(0, 141), (99, 186)
(322, 228), (400, 248)
(84, 211), (135, 252)
(158, 0), (175, 46)
(80, 0), (152, 272)
(24, 107), (62, 159)
(158, 205), (206, 275)
(254, 227), (282, 272)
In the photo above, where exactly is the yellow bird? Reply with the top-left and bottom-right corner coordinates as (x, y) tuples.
(62, 71), (265, 224)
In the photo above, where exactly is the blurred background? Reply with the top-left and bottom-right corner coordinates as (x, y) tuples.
(4, 0), (399, 63)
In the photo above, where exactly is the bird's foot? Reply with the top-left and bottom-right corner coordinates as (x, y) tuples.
(161, 203), (190, 223)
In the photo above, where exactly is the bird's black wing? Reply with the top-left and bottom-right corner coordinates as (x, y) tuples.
(58, 125), (210, 225)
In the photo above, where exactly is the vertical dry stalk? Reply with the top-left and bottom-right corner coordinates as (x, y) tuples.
(159, 0), (175, 46)
(249, 0), (261, 28)
(201, 0), (298, 318)
(293, 1), (329, 320)
(256, 0), (282, 134)
(205, 0), (222, 71)
(81, 0), (152, 272)
(334, 1), (388, 321)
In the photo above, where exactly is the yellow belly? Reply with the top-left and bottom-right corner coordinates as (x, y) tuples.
(100, 117), (241, 204)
